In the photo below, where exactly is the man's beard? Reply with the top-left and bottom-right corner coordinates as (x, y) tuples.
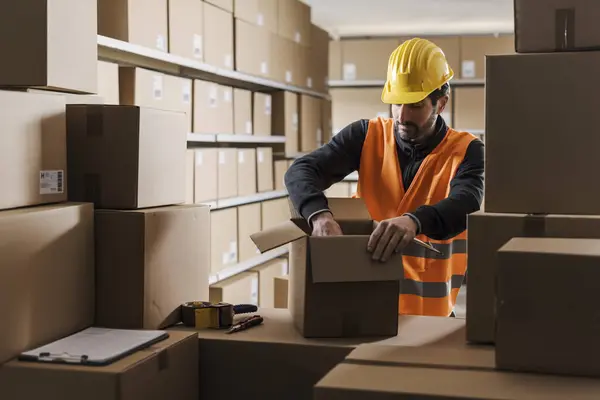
(396, 121), (421, 142)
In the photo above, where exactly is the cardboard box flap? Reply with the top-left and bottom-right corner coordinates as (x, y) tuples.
(251, 220), (309, 253)
(499, 237), (600, 257)
(287, 197), (371, 221)
(309, 236), (404, 283)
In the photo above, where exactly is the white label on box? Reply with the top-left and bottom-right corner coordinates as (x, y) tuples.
(224, 89), (232, 103)
(257, 13), (264, 26)
(258, 150), (264, 163)
(260, 61), (269, 75)
(229, 241), (238, 264)
(461, 60), (476, 79)
(343, 63), (357, 81)
(250, 276), (259, 305)
(156, 34), (166, 51)
(225, 54), (233, 68)
(153, 75), (163, 100)
(222, 252), (229, 265)
(182, 82), (191, 104)
(285, 70), (293, 83)
(40, 170), (64, 195)
(281, 261), (289, 276)
(307, 77), (313, 88)
(193, 34), (203, 59)
(196, 152), (204, 166)
(245, 121), (253, 134)
(209, 85), (218, 108)
(264, 96), (272, 115)
(238, 151), (245, 164)
(317, 128), (323, 144)
(294, 31), (301, 43)
(292, 113), (299, 131)
(376, 111), (390, 119)
(219, 151), (226, 164)
(350, 182), (358, 194)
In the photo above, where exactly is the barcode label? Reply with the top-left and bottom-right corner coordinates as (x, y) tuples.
(250, 276), (259, 305)
(40, 170), (64, 195)
(153, 75), (163, 100)
(285, 70), (293, 83)
(258, 151), (264, 163)
(182, 82), (191, 104)
(257, 13), (264, 26)
(224, 54), (233, 68)
(245, 121), (253, 134)
(307, 77), (313, 88)
(294, 31), (301, 43)
(156, 34), (166, 51)
(264, 96), (272, 115)
(238, 151), (245, 164)
(223, 89), (232, 103)
(209, 85), (218, 108)
(260, 61), (269, 75)
(193, 34), (203, 59)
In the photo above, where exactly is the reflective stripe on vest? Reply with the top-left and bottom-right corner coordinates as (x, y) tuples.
(355, 117), (476, 317)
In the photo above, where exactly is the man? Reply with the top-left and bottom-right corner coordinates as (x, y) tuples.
(284, 38), (484, 317)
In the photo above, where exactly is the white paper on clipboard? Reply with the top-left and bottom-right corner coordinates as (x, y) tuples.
(19, 327), (168, 366)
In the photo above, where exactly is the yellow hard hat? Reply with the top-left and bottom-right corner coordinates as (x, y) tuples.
(381, 38), (454, 105)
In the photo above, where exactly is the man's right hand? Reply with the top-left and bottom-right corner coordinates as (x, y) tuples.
(311, 212), (343, 237)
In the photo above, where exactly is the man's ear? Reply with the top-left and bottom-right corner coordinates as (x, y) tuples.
(436, 95), (450, 114)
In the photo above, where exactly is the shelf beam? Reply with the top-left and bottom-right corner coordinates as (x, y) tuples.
(187, 133), (286, 144)
(209, 246), (289, 284)
(201, 190), (288, 211)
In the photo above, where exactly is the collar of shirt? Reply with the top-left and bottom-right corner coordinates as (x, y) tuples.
(395, 115), (449, 159)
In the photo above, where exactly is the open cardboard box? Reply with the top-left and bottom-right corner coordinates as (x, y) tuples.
(251, 198), (404, 338)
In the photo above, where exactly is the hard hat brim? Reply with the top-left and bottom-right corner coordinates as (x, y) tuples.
(381, 88), (432, 105)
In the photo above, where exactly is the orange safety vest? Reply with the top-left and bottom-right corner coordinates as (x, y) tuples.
(354, 117), (476, 317)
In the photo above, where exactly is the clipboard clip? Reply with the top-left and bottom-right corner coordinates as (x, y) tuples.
(38, 352), (90, 364)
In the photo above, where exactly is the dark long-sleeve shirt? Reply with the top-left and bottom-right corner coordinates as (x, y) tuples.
(284, 116), (485, 241)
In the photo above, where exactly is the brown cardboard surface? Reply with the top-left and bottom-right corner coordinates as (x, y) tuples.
(210, 271), (259, 305)
(251, 199), (405, 337)
(0, 331), (199, 400)
(496, 237), (600, 377)
(321, 99), (333, 145)
(194, 149), (218, 202)
(211, 208), (238, 273)
(270, 34), (295, 84)
(0, 203), (94, 365)
(238, 203), (262, 261)
(185, 150), (194, 204)
(66, 105), (187, 209)
(0, 0), (96, 93)
(515, 0), (600, 53)
(97, 61), (120, 104)
(262, 198), (291, 230)
(278, 0), (310, 46)
(331, 88), (390, 133)
(329, 40), (342, 81)
(309, 24), (330, 92)
(485, 52), (600, 215)
(99, 0), (168, 52)
(459, 34), (514, 79)
(237, 149), (257, 196)
(0, 90), (67, 211)
(165, 74), (193, 131)
(95, 205), (210, 329)
(217, 148), (238, 198)
(204, 3), (234, 70)
(299, 94), (321, 152)
(234, 0), (278, 33)
(454, 87), (484, 131)
(341, 39), (398, 81)
(466, 211), (600, 344)
(274, 275), (289, 308)
(257, 147), (274, 192)
(205, 0), (233, 12)
(272, 91), (299, 156)
(233, 88), (253, 134)
(296, 43), (310, 88)
(193, 80), (234, 134)
(274, 160), (289, 190)
(325, 183), (351, 198)
(168, 0), (204, 60)
(253, 92), (272, 135)
(235, 19), (271, 77)
(253, 259), (289, 307)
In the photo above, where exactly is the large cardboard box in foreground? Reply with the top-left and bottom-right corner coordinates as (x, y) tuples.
(515, 0), (600, 53)
(95, 205), (210, 330)
(66, 105), (187, 209)
(0, 0), (97, 93)
(0, 331), (199, 400)
(0, 90), (67, 211)
(466, 211), (600, 344)
(251, 199), (404, 338)
(485, 51), (600, 215)
(0, 203), (94, 365)
(496, 237), (600, 378)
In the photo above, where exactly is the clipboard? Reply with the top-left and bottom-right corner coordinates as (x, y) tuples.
(19, 327), (169, 366)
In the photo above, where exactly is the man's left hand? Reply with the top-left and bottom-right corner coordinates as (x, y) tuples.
(368, 216), (417, 262)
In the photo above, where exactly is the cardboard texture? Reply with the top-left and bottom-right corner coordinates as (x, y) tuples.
(168, 0), (204, 60)
(274, 160), (289, 190)
(331, 88), (390, 133)
(341, 39), (398, 81)
(217, 148), (238, 198)
(237, 149), (257, 196)
(66, 105), (187, 209)
(253, 259), (289, 307)
(251, 198), (407, 337)
(234, 0), (278, 33)
(193, 80), (234, 134)
(496, 237), (600, 377)
(309, 24), (330, 92)
(210, 271), (259, 305)
(211, 208), (238, 273)
(95, 205), (210, 330)
(300, 94), (322, 152)
(272, 91), (299, 156)
(326, 183), (351, 198)
(253, 92), (272, 135)
(233, 88), (253, 134)
(0, 331), (199, 400)
(97, 61), (120, 104)
(193, 149), (218, 203)
(204, 3), (234, 70)
(185, 150), (194, 204)
(256, 147), (274, 192)
(0, 203), (94, 365)
(205, 0), (233, 12)
(485, 52), (600, 215)
(175, 309), (470, 400)
(235, 19), (271, 77)
(99, 0), (168, 52)
(0, 90), (67, 211)
(454, 87), (485, 131)
(0, 0), (96, 93)
(458, 35), (514, 79)
(270, 34), (295, 84)
(274, 276), (289, 308)
(466, 211), (600, 344)
(238, 203), (262, 261)
(262, 198), (291, 230)
(321, 99), (333, 145)
(329, 40), (342, 81)
(278, 0), (311, 46)
(165, 75), (193, 132)
(515, 0), (600, 53)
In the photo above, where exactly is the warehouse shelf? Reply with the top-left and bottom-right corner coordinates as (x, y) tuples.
(209, 246), (289, 285)
(187, 133), (286, 144)
(328, 78), (486, 88)
(98, 35), (330, 99)
(205, 190), (289, 211)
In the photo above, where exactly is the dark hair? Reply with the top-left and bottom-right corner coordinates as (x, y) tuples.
(428, 83), (450, 106)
